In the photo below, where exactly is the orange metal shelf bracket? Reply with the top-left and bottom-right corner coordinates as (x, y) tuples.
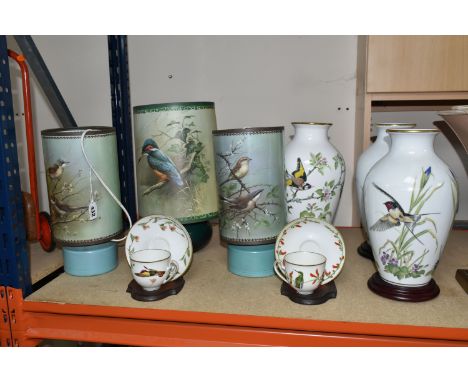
(6, 287), (40, 347)
(0, 287), (12, 346)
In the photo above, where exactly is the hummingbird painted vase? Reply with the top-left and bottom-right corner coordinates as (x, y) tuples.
(212, 126), (287, 245)
(133, 102), (219, 223)
(41, 127), (123, 246)
(355, 123), (416, 235)
(364, 129), (458, 287)
(284, 122), (345, 223)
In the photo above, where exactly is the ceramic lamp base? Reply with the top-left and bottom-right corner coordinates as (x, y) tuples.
(126, 277), (185, 302)
(227, 243), (275, 277)
(183, 221), (213, 252)
(63, 242), (117, 276)
(367, 272), (440, 302)
(357, 240), (374, 261)
(280, 281), (337, 305)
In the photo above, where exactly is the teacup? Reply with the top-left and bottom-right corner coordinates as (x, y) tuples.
(130, 249), (179, 291)
(274, 251), (326, 295)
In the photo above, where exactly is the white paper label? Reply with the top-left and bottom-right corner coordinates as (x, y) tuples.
(88, 201), (97, 221)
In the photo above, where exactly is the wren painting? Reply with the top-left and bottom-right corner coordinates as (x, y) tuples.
(213, 127), (287, 245)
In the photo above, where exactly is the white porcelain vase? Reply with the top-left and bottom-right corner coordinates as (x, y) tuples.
(284, 122), (345, 223)
(355, 123), (416, 234)
(364, 129), (458, 286)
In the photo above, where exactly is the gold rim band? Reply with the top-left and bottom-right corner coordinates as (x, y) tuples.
(386, 128), (439, 133)
(374, 123), (416, 127)
(291, 122), (332, 126)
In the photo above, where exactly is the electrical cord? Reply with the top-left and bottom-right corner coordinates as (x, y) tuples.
(80, 129), (132, 242)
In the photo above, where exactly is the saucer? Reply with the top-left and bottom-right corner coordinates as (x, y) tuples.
(125, 215), (193, 281)
(275, 217), (345, 284)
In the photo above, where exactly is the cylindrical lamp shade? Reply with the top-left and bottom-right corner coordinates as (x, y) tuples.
(41, 127), (123, 246)
(213, 127), (287, 245)
(133, 102), (219, 223)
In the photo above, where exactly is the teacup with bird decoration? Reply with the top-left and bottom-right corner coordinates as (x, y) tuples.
(130, 249), (179, 291)
(274, 251), (327, 295)
(275, 217), (346, 285)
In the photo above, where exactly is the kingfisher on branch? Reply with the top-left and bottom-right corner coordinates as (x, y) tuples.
(139, 138), (184, 187)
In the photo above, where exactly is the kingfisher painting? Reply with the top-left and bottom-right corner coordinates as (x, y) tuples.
(139, 138), (184, 188)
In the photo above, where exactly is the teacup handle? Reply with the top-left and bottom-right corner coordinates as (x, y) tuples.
(164, 260), (179, 283)
(274, 260), (289, 284)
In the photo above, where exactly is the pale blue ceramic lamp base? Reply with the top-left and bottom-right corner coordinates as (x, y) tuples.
(63, 242), (118, 276)
(227, 243), (275, 277)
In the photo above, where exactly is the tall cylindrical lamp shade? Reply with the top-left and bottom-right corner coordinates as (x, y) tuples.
(41, 127), (123, 276)
(212, 126), (287, 245)
(41, 127), (123, 246)
(133, 102), (219, 224)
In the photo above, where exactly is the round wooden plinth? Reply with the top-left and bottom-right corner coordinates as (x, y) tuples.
(367, 272), (440, 302)
(280, 281), (337, 305)
(357, 240), (374, 261)
(126, 277), (185, 302)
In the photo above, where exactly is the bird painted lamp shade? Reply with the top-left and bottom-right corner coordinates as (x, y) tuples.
(133, 102), (219, 223)
(212, 126), (287, 245)
(41, 127), (123, 246)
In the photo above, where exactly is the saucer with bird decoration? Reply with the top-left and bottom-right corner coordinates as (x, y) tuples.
(275, 217), (345, 284)
(125, 215), (193, 281)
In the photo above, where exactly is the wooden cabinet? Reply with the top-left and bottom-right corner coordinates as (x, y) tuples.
(353, 36), (468, 225)
(366, 36), (468, 93)
(355, 36), (468, 154)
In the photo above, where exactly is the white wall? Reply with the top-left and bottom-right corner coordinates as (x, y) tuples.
(128, 36), (358, 226)
(372, 111), (468, 221)
(7, 35), (112, 212)
(8, 35), (363, 226)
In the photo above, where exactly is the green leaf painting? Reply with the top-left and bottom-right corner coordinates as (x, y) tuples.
(375, 167), (442, 280)
(287, 151), (345, 221)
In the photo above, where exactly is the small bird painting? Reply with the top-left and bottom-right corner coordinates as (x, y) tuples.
(139, 138), (184, 188)
(50, 196), (88, 218)
(222, 188), (263, 213)
(370, 182), (439, 244)
(134, 267), (166, 278)
(286, 157), (312, 190)
(221, 156), (252, 186)
(294, 271), (304, 289)
(48, 159), (69, 179)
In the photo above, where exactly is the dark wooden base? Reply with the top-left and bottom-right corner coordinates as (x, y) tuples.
(367, 272), (440, 302)
(357, 240), (374, 261)
(455, 269), (468, 294)
(126, 277), (185, 302)
(184, 221), (213, 253)
(280, 281), (337, 305)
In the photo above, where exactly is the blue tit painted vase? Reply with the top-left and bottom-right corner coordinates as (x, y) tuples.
(133, 102), (219, 251)
(41, 127), (123, 275)
(212, 127), (287, 245)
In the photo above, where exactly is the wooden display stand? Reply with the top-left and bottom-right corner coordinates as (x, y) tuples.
(127, 278), (185, 302)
